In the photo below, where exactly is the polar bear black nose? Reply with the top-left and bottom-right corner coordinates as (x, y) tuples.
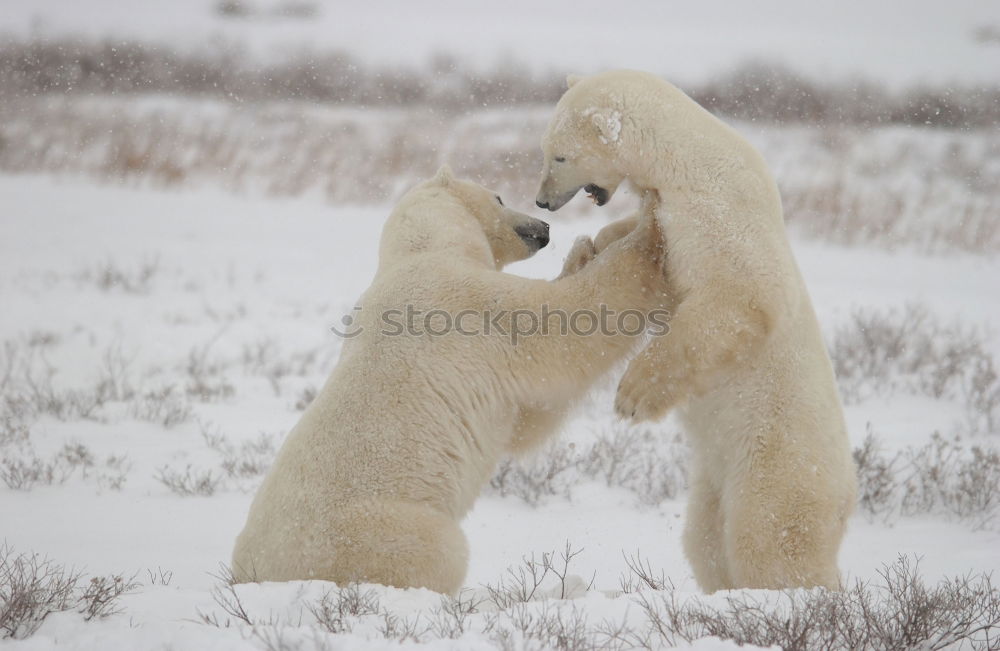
(515, 220), (550, 250)
(536, 224), (550, 248)
(535, 200), (549, 210)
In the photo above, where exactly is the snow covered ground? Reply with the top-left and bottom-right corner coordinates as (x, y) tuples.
(1, 173), (999, 649)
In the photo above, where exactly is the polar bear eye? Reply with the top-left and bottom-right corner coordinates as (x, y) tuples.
(554, 157), (566, 163)
(495, 196), (503, 206)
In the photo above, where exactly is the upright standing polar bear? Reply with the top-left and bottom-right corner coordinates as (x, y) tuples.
(232, 167), (667, 594)
(536, 70), (856, 591)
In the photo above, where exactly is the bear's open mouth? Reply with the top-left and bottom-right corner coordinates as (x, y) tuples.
(584, 184), (609, 206)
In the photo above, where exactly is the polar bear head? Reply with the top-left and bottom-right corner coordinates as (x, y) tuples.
(382, 166), (550, 270)
(535, 72), (633, 211)
(536, 70), (674, 212)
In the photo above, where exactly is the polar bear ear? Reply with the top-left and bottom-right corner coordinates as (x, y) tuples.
(589, 110), (621, 145)
(433, 164), (455, 186)
(566, 74), (583, 88)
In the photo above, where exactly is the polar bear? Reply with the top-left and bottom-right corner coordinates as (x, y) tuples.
(231, 166), (668, 594)
(535, 70), (856, 591)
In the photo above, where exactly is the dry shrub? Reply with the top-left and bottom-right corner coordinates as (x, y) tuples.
(2, 356), (107, 421)
(488, 602), (596, 651)
(853, 428), (1000, 530)
(0, 453), (71, 491)
(201, 567), (396, 642)
(0, 39), (562, 111)
(156, 424), (278, 496)
(423, 592), (484, 640)
(0, 545), (138, 640)
(197, 554), (1000, 650)
(2, 97), (996, 253)
(215, 0), (251, 17)
(201, 425), (278, 483)
(0, 338), (193, 427)
(483, 542), (591, 611)
(204, 549), (597, 647)
(240, 338), (328, 396)
(582, 427), (689, 506)
(831, 305), (1000, 434)
(488, 424), (687, 507)
(692, 62), (1000, 129)
(775, 127), (1000, 254)
(631, 556), (1000, 651)
(0, 415), (29, 449)
(78, 574), (138, 621)
(853, 430), (901, 519)
(2, 39), (998, 128)
(129, 385), (192, 427)
(618, 551), (671, 594)
(2, 329), (322, 431)
(154, 464), (220, 496)
(1, 442), (131, 492)
(145, 567), (174, 586)
(294, 386), (317, 411)
(197, 565), (257, 628)
(307, 584), (381, 635)
(79, 258), (160, 294)
(0, 547), (79, 639)
(899, 434), (1000, 528)
(184, 342), (236, 403)
(489, 443), (580, 506)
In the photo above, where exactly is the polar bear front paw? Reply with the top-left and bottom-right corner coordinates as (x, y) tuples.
(593, 216), (639, 253)
(614, 354), (679, 422)
(557, 236), (597, 279)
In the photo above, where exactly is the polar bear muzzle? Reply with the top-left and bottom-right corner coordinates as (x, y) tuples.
(514, 219), (550, 250)
(535, 183), (610, 211)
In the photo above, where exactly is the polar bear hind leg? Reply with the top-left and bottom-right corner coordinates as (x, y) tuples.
(682, 476), (733, 592)
(724, 482), (843, 590)
(322, 500), (469, 595)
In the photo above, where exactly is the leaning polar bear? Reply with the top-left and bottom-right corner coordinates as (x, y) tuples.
(232, 166), (667, 594)
(536, 70), (856, 591)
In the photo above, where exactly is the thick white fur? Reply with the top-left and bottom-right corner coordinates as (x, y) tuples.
(536, 70), (856, 591)
(231, 167), (667, 594)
